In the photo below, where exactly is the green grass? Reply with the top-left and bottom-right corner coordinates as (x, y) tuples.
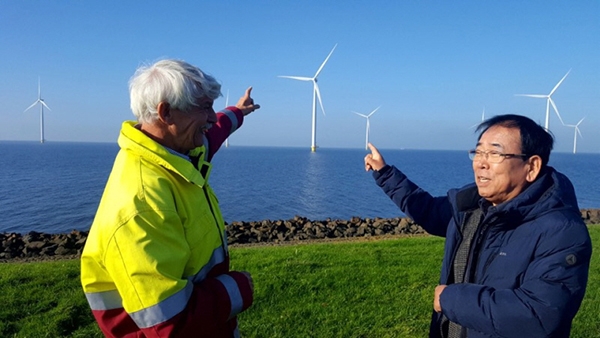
(1, 226), (598, 337)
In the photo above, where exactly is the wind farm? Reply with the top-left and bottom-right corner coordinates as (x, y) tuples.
(23, 78), (51, 144)
(4, 2), (599, 154)
(17, 62), (591, 154)
(278, 44), (337, 152)
(353, 106), (380, 150)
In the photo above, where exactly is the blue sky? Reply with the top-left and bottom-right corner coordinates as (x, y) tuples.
(1, 1), (599, 153)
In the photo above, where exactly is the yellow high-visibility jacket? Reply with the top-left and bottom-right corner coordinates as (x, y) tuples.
(81, 108), (252, 338)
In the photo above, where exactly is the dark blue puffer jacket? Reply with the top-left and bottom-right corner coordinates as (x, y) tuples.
(374, 165), (592, 338)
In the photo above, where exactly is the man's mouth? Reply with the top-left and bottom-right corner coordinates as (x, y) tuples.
(477, 176), (491, 183)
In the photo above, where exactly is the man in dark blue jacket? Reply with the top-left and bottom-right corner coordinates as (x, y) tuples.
(364, 114), (592, 337)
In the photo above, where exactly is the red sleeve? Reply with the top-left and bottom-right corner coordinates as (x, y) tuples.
(141, 271), (253, 338)
(205, 107), (244, 162)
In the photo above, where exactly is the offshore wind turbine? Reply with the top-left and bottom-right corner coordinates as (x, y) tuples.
(278, 44), (337, 152)
(564, 117), (585, 154)
(23, 78), (51, 143)
(353, 106), (380, 150)
(470, 107), (486, 129)
(515, 70), (570, 131)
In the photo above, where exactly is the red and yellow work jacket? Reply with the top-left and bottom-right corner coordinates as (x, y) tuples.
(81, 107), (251, 337)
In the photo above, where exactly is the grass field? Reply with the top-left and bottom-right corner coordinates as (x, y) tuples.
(0, 225), (598, 337)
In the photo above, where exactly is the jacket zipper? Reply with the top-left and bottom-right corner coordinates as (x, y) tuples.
(470, 215), (497, 283)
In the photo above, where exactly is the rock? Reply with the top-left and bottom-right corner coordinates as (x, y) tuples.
(2, 209), (599, 262)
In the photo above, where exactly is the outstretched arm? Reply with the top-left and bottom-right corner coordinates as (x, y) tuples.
(204, 87), (261, 161)
(366, 142), (452, 236)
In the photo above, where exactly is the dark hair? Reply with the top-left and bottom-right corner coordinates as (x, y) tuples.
(475, 114), (554, 168)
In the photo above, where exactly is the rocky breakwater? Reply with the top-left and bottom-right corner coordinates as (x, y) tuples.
(226, 215), (426, 245)
(2, 209), (599, 262)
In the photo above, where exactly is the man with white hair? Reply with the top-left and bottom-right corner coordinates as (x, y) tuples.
(81, 59), (260, 337)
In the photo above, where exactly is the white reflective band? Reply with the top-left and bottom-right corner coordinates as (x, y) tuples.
(129, 281), (194, 328)
(85, 289), (123, 310)
(223, 109), (239, 134)
(216, 274), (243, 319)
(192, 245), (226, 283)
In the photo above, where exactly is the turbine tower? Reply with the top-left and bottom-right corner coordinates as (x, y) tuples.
(353, 106), (380, 150)
(24, 78), (51, 143)
(278, 44), (337, 152)
(564, 117), (585, 154)
(515, 70), (570, 131)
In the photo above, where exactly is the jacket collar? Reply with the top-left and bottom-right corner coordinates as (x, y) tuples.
(118, 121), (211, 187)
(450, 166), (579, 225)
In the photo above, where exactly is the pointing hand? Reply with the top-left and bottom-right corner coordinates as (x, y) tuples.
(236, 87), (261, 116)
(364, 143), (386, 172)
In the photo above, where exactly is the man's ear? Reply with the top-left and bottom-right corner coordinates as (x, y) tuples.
(156, 102), (173, 124)
(526, 155), (542, 182)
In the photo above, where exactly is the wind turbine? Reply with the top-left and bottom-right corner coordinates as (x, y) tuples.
(353, 106), (380, 150)
(224, 89), (230, 147)
(564, 117), (585, 154)
(515, 70), (570, 131)
(24, 78), (51, 143)
(470, 107), (486, 129)
(278, 44), (337, 152)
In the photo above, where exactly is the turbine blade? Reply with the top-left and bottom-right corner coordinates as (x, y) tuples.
(576, 127), (583, 138)
(314, 82), (325, 116)
(515, 94), (547, 98)
(367, 106), (381, 117)
(278, 75), (312, 81)
(353, 112), (368, 118)
(38, 77), (41, 99)
(577, 117), (585, 126)
(548, 98), (565, 125)
(41, 101), (51, 111)
(24, 100), (39, 113)
(549, 69), (571, 96)
(314, 44), (337, 78)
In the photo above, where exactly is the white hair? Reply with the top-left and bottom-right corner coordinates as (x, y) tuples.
(128, 59), (222, 123)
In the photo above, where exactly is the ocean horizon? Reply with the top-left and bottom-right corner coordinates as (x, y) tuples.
(1, 141), (599, 234)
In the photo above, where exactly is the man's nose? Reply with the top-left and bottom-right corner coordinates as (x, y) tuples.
(474, 156), (490, 168)
(208, 109), (217, 123)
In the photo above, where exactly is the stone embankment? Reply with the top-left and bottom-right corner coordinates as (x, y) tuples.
(2, 209), (599, 262)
